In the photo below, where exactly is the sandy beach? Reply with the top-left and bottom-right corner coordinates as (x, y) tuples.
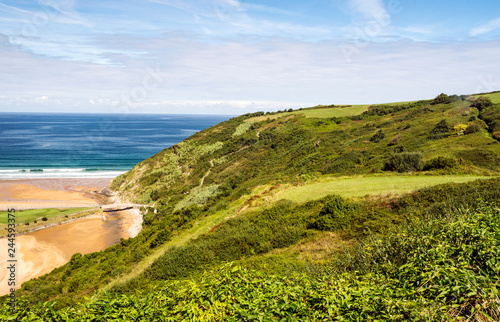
(0, 178), (111, 211)
(0, 178), (143, 296)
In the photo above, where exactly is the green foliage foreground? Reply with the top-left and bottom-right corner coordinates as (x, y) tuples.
(3, 203), (499, 321)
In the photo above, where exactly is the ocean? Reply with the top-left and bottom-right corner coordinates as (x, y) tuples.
(0, 113), (231, 180)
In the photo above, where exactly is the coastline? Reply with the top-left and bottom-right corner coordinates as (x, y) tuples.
(0, 178), (111, 211)
(0, 177), (144, 296)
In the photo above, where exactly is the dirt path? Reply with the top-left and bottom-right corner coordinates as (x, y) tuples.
(199, 160), (214, 187)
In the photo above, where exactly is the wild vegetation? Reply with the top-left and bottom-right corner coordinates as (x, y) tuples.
(1, 92), (500, 320)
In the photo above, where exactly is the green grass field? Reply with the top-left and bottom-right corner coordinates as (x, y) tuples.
(247, 105), (370, 123)
(0, 207), (94, 224)
(278, 175), (491, 202)
(375, 100), (421, 106)
(291, 105), (370, 118)
(475, 92), (500, 104)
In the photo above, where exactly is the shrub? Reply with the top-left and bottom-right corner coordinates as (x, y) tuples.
(432, 93), (453, 104)
(458, 149), (500, 169)
(307, 195), (359, 231)
(428, 119), (450, 139)
(370, 130), (385, 143)
(149, 230), (171, 249)
(383, 152), (423, 172)
(136, 190), (152, 204)
(423, 156), (457, 171)
(431, 119), (450, 133)
(110, 173), (127, 190)
(453, 124), (468, 135)
(325, 151), (363, 174)
(42, 217), (48, 221)
(471, 96), (493, 111)
(478, 105), (500, 140)
(464, 123), (482, 134)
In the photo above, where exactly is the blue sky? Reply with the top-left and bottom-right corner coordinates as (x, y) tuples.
(0, 0), (499, 114)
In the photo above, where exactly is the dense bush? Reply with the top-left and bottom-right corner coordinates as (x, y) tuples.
(423, 156), (457, 171)
(458, 149), (500, 169)
(464, 123), (482, 134)
(145, 200), (308, 281)
(324, 151), (363, 174)
(479, 105), (500, 141)
(369, 129), (385, 143)
(307, 195), (359, 231)
(144, 194), (384, 282)
(383, 152), (423, 172)
(428, 119), (451, 139)
(5, 205), (499, 321)
(361, 100), (430, 117)
(432, 93), (462, 105)
(471, 96), (493, 111)
(109, 173), (127, 190)
(432, 93), (453, 104)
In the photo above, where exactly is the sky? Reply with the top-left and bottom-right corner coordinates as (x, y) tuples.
(0, 0), (499, 114)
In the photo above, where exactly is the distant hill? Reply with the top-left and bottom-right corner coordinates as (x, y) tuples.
(2, 92), (500, 320)
(113, 92), (499, 205)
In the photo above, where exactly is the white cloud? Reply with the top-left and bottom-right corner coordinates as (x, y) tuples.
(470, 16), (500, 36)
(149, 0), (329, 40)
(0, 2), (34, 15)
(399, 26), (435, 36)
(221, 0), (241, 9)
(2, 28), (500, 114)
(347, 0), (389, 22)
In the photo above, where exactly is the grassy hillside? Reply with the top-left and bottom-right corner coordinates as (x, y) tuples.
(2, 92), (500, 320)
(112, 95), (499, 206)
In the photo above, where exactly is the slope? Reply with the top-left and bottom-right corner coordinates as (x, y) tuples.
(2, 92), (500, 319)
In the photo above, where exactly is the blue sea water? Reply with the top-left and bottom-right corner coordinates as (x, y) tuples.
(0, 113), (231, 179)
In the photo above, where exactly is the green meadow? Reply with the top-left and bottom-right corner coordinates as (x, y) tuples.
(0, 207), (94, 225)
(292, 105), (370, 118)
(476, 91), (500, 104)
(278, 175), (492, 202)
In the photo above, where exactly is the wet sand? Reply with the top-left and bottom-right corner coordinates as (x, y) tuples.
(0, 211), (137, 296)
(0, 178), (142, 296)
